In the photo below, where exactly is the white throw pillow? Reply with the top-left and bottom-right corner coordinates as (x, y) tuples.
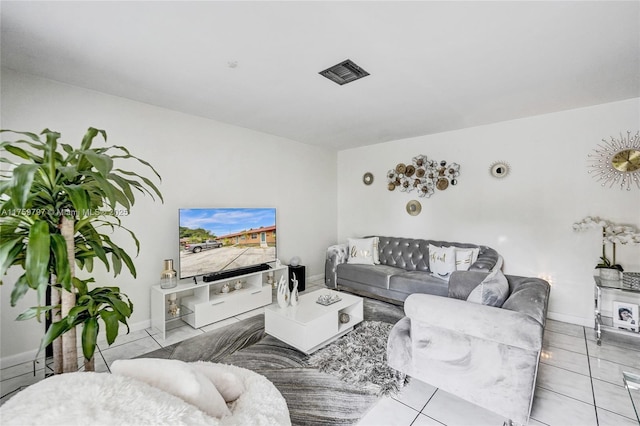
(455, 247), (480, 271)
(466, 269), (510, 307)
(372, 237), (380, 264)
(111, 358), (231, 419)
(347, 237), (376, 265)
(428, 244), (457, 280)
(190, 361), (245, 402)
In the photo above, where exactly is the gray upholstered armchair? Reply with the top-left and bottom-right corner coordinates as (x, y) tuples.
(387, 271), (550, 424)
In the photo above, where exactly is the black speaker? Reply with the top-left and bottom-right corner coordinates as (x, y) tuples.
(288, 265), (305, 292)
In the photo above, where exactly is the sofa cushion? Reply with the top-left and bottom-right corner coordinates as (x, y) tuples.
(389, 271), (449, 297)
(347, 237), (377, 265)
(455, 248), (479, 271)
(336, 263), (398, 290)
(429, 244), (457, 280)
(466, 269), (509, 307)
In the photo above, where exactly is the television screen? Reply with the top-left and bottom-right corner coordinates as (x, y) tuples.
(178, 208), (277, 279)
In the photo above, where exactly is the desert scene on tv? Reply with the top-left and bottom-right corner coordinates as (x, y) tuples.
(179, 208), (277, 279)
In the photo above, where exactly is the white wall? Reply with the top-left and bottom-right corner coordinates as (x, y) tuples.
(0, 69), (337, 364)
(337, 98), (640, 325)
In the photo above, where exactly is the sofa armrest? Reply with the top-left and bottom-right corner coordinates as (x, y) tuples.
(324, 243), (348, 288)
(448, 271), (550, 326)
(404, 293), (543, 351)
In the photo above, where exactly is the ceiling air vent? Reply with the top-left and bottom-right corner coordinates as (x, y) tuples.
(319, 59), (370, 85)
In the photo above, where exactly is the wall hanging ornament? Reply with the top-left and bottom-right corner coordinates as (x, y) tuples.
(362, 172), (374, 185)
(386, 155), (460, 198)
(588, 130), (640, 190)
(489, 161), (510, 178)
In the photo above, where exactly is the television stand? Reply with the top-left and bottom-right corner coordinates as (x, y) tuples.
(150, 261), (287, 339)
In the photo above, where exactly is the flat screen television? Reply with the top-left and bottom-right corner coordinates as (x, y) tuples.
(178, 208), (277, 280)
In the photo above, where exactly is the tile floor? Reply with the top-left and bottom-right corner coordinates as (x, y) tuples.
(1, 279), (639, 426)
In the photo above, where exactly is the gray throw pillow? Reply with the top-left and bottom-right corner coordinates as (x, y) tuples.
(466, 269), (509, 307)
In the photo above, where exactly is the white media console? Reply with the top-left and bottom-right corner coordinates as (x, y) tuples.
(151, 262), (288, 339)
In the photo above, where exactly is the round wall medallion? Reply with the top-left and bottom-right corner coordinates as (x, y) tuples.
(406, 200), (422, 216)
(436, 178), (449, 190)
(362, 172), (374, 185)
(489, 161), (510, 178)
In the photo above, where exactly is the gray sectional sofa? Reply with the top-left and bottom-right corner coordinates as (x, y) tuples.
(325, 236), (502, 303)
(387, 270), (550, 424)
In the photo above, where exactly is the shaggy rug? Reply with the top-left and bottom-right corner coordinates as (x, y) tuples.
(306, 321), (408, 396)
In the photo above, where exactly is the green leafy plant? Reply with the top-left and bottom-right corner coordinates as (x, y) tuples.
(0, 128), (162, 372)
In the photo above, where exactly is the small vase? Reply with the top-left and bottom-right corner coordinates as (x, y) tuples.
(599, 268), (620, 281)
(290, 272), (299, 306)
(160, 259), (178, 289)
(277, 275), (289, 309)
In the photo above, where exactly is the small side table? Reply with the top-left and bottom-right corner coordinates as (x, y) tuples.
(594, 276), (640, 345)
(288, 265), (305, 292)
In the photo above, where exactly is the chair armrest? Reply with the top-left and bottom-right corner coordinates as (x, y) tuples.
(404, 294), (543, 351)
(324, 243), (348, 288)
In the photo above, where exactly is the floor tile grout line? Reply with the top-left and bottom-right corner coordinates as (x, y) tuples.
(539, 358), (591, 379)
(542, 341), (588, 357)
(596, 405), (639, 423)
(536, 383), (595, 407)
(535, 384), (599, 409)
(584, 326), (600, 426)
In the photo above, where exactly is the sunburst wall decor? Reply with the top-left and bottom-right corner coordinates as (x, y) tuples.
(588, 130), (640, 191)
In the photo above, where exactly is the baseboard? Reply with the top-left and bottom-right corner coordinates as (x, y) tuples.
(0, 348), (41, 370)
(546, 311), (592, 328)
(307, 273), (324, 284)
(0, 319), (152, 370)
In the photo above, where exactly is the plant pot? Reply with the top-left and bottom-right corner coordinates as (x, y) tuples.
(599, 268), (621, 281)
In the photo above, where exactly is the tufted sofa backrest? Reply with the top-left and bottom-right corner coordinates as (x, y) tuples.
(375, 236), (499, 273)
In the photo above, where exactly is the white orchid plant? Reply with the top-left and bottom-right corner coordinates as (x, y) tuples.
(573, 216), (640, 271)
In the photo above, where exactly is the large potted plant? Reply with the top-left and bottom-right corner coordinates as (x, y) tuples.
(0, 128), (162, 373)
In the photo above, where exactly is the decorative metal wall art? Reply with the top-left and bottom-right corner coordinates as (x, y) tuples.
(489, 161), (510, 178)
(588, 130), (640, 191)
(362, 172), (374, 185)
(406, 200), (422, 216)
(387, 155), (460, 198)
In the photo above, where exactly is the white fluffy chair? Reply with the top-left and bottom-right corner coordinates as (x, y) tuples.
(0, 363), (290, 426)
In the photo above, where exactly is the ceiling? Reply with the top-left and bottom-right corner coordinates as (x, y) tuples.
(1, 1), (639, 150)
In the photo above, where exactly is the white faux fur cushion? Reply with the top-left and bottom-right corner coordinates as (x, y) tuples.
(0, 365), (290, 426)
(111, 358), (231, 419)
(191, 361), (245, 402)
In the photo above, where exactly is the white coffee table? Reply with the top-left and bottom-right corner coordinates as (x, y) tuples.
(264, 289), (364, 354)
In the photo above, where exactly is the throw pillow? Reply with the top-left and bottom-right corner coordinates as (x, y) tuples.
(466, 269), (510, 307)
(428, 244), (457, 280)
(191, 361), (245, 402)
(347, 237), (377, 265)
(372, 236), (380, 264)
(455, 248), (480, 271)
(111, 358), (231, 419)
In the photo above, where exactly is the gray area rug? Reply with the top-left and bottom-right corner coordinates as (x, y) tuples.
(140, 297), (405, 426)
(307, 321), (408, 397)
